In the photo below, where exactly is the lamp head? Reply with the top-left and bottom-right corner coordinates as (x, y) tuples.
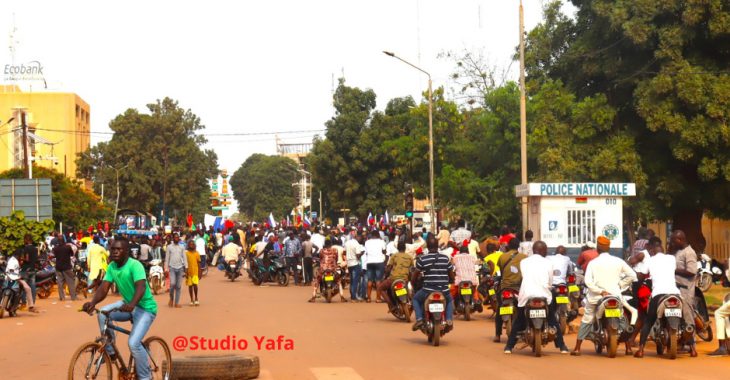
(383, 51), (395, 57)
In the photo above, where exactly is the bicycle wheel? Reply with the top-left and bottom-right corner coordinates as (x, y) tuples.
(67, 342), (112, 380)
(144, 336), (172, 380)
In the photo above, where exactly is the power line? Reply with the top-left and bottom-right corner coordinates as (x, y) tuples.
(30, 127), (325, 137)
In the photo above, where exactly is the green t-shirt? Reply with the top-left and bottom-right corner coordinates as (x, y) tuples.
(103, 258), (158, 314)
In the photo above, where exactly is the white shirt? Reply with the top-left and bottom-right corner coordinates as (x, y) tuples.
(547, 254), (573, 285)
(195, 237), (206, 257)
(311, 234), (325, 253)
(584, 252), (637, 304)
(5, 256), (21, 280)
(518, 241), (534, 256)
(646, 252), (680, 297)
(450, 228), (472, 244)
(344, 239), (364, 267)
(632, 249), (650, 275)
(517, 254), (553, 307)
(363, 238), (387, 265)
(386, 241), (398, 256)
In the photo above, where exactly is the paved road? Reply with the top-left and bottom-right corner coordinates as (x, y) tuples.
(2, 270), (728, 379)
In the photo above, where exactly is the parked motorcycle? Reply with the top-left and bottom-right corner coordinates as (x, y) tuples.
(320, 268), (339, 303)
(693, 287), (713, 342)
(0, 278), (25, 318)
(148, 259), (164, 294)
(514, 297), (557, 357)
(648, 294), (694, 359)
(455, 281), (480, 321)
(35, 263), (57, 299)
(73, 263), (89, 299)
(499, 287), (519, 336)
(584, 295), (634, 358)
(249, 255), (287, 286)
(389, 279), (412, 322)
(416, 291), (450, 346)
(696, 253), (725, 292)
(552, 284), (571, 334)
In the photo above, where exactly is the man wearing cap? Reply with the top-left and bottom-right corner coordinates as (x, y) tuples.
(577, 242), (599, 272)
(571, 235), (637, 355)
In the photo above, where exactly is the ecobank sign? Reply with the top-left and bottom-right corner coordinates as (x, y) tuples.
(4, 61), (44, 81)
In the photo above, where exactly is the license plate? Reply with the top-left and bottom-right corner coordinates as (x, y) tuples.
(395, 288), (407, 297)
(499, 306), (513, 315)
(488, 289), (495, 296)
(460, 288), (472, 295)
(324, 275), (334, 281)
(604, 308), (621, 318)
(556, 296), (569, 304)
(429, 303), (444, 313)
(664, 308), (682, 317)
(529, 309), (546, 318)
(568, 285), (580, 293)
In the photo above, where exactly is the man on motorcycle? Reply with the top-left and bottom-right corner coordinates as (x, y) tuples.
(308, 237), (347, 303)
(451, 241), (483, 312)
(82, 237), (158, 380)
(634, 237), (696, 357)
(411, 235), (455, 332)
(5, 250), (38, 313)
(504, 241), (569, 354)
(377, 239), (414, 313)
(493, 238), (527, 343)
(571, 235), (637, 355)
(222, 238), (243, 274)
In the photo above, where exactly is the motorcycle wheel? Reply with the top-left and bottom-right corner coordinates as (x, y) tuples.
(667, 329), (678, 360)
(464, 304), (471, 321)
(252, 272), (262, 286)
(698, 273), (713, 293)
(656, 338), (664, 356)
(504, 318), (512, 337)
(201, 266), (208, 277)
(77, 283), (88, 299)
(325, 289), (333, 303)
(401, 303), (411, 323)
(277, 272), (289, 287)
(37, 284), (51, 299)
(594, 342), (604, 354)
(432, 323), (441, 347)
(533, 327), (542, 357)
(151, 278), (159, 295)
(696, 325), (713, 342)
(560, 314), (568, 335)
(607, 327), (618, 358)
(0, 293), (9, 319)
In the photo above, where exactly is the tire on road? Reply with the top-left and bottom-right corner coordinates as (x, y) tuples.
(170, 354), (259, 380)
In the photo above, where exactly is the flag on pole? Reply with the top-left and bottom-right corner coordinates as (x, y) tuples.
(269, 213), (277, 228)
(367, 212), (375, 226)
(304, 214), (312, 228)
(286, 215), (291, 226)
(384, 210), (390, 225)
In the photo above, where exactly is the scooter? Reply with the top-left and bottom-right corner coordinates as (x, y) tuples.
(0, 278), (25, 318)
(585, 295), (634, 358)
(148, 259), (164, 294)
(417, 291), (450, 346)
(389, 279), (413, 322)
(455, 280), (480, 321)
(649, 294), (694, 359)
(514, 297), (557, 357)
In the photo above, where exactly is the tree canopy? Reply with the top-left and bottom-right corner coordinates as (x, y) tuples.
(229, 154), (299, 221)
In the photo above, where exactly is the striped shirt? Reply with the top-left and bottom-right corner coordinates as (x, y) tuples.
(416, 251), (454, 292)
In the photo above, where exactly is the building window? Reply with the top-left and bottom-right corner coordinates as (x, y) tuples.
(567, 209), (596, 245)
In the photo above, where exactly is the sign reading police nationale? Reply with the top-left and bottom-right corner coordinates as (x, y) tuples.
(515, 183), (636, 197)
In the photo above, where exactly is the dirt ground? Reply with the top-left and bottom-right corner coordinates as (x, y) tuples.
(2, 271), (729, 380)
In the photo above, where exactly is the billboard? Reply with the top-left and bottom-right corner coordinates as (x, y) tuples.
(0, 178), (53, 221)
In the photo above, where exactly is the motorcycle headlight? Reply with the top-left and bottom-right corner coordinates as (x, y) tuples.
(712, 267), (722, 275)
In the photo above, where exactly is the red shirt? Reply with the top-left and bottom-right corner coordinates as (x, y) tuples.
(498, 233), (515, 245)
(577, 249), (599, 272)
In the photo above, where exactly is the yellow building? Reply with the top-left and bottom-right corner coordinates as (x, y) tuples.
(0, 85), (90, 179)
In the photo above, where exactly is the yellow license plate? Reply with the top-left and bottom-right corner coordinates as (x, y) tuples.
(324, 275), (334, 281)
(568, 285), (580, 293)
(395, 288), (407, 296)
(556, 296), (569, 304)
(460, 288), (472, 295)
(500, 306), (513, 315)
(604, 308), (621, 318)
(488, 289), (495, 296)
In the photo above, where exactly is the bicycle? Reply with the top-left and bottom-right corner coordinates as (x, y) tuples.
(68, 307), (171, 380)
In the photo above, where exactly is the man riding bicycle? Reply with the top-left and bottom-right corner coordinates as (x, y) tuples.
(82, 236), (158, 380)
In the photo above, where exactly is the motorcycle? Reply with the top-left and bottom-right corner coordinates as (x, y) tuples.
(148, 259), (164, 294)
(693, 287), (713, 342)
(514, 297), (557, 357)
(73, 263), (89, 299)
(225, 259), (242, 282)
(35, 262), (57, 299)
(649, 294), (695, 359)
(552, 284), (571, 334)
(249, 255), (288, 286)
(416, 291), (450, 346)
(389, 279), (412, 322)
(0, 278), (25, 318)
(455, 281), (480, 321)
(320, 268), (339, 303)
(566, 273), (582, 321)
(696, 253), (725, 292)
(499, 287), (519, 336)
(477, 267), (498, 317)
(585, 295), (634, 358)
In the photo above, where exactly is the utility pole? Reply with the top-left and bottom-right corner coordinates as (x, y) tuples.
(20, 111), (31, 179)
(519, 0), (529, 234)
(319, 190), (322, 225)
(113, 163), (129, 224)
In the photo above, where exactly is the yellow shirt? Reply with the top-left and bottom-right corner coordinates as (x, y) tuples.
(186, 250), (201, 277)
(484, 251), (503, 275)
(87, 244), (108, 281)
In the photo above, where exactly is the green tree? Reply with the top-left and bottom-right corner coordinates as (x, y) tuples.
(0, 210), (55, 255)
(229, 154), (299, 221)
(0, 165), (110, 229)
(76, 98), (218, 223)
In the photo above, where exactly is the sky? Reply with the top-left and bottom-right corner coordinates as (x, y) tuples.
(2, 0), (574, 214)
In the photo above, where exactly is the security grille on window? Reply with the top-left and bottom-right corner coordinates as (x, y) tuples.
(567, 210), (596, 245)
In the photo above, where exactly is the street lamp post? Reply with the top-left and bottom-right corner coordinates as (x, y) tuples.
(383, 51), (436, 233)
